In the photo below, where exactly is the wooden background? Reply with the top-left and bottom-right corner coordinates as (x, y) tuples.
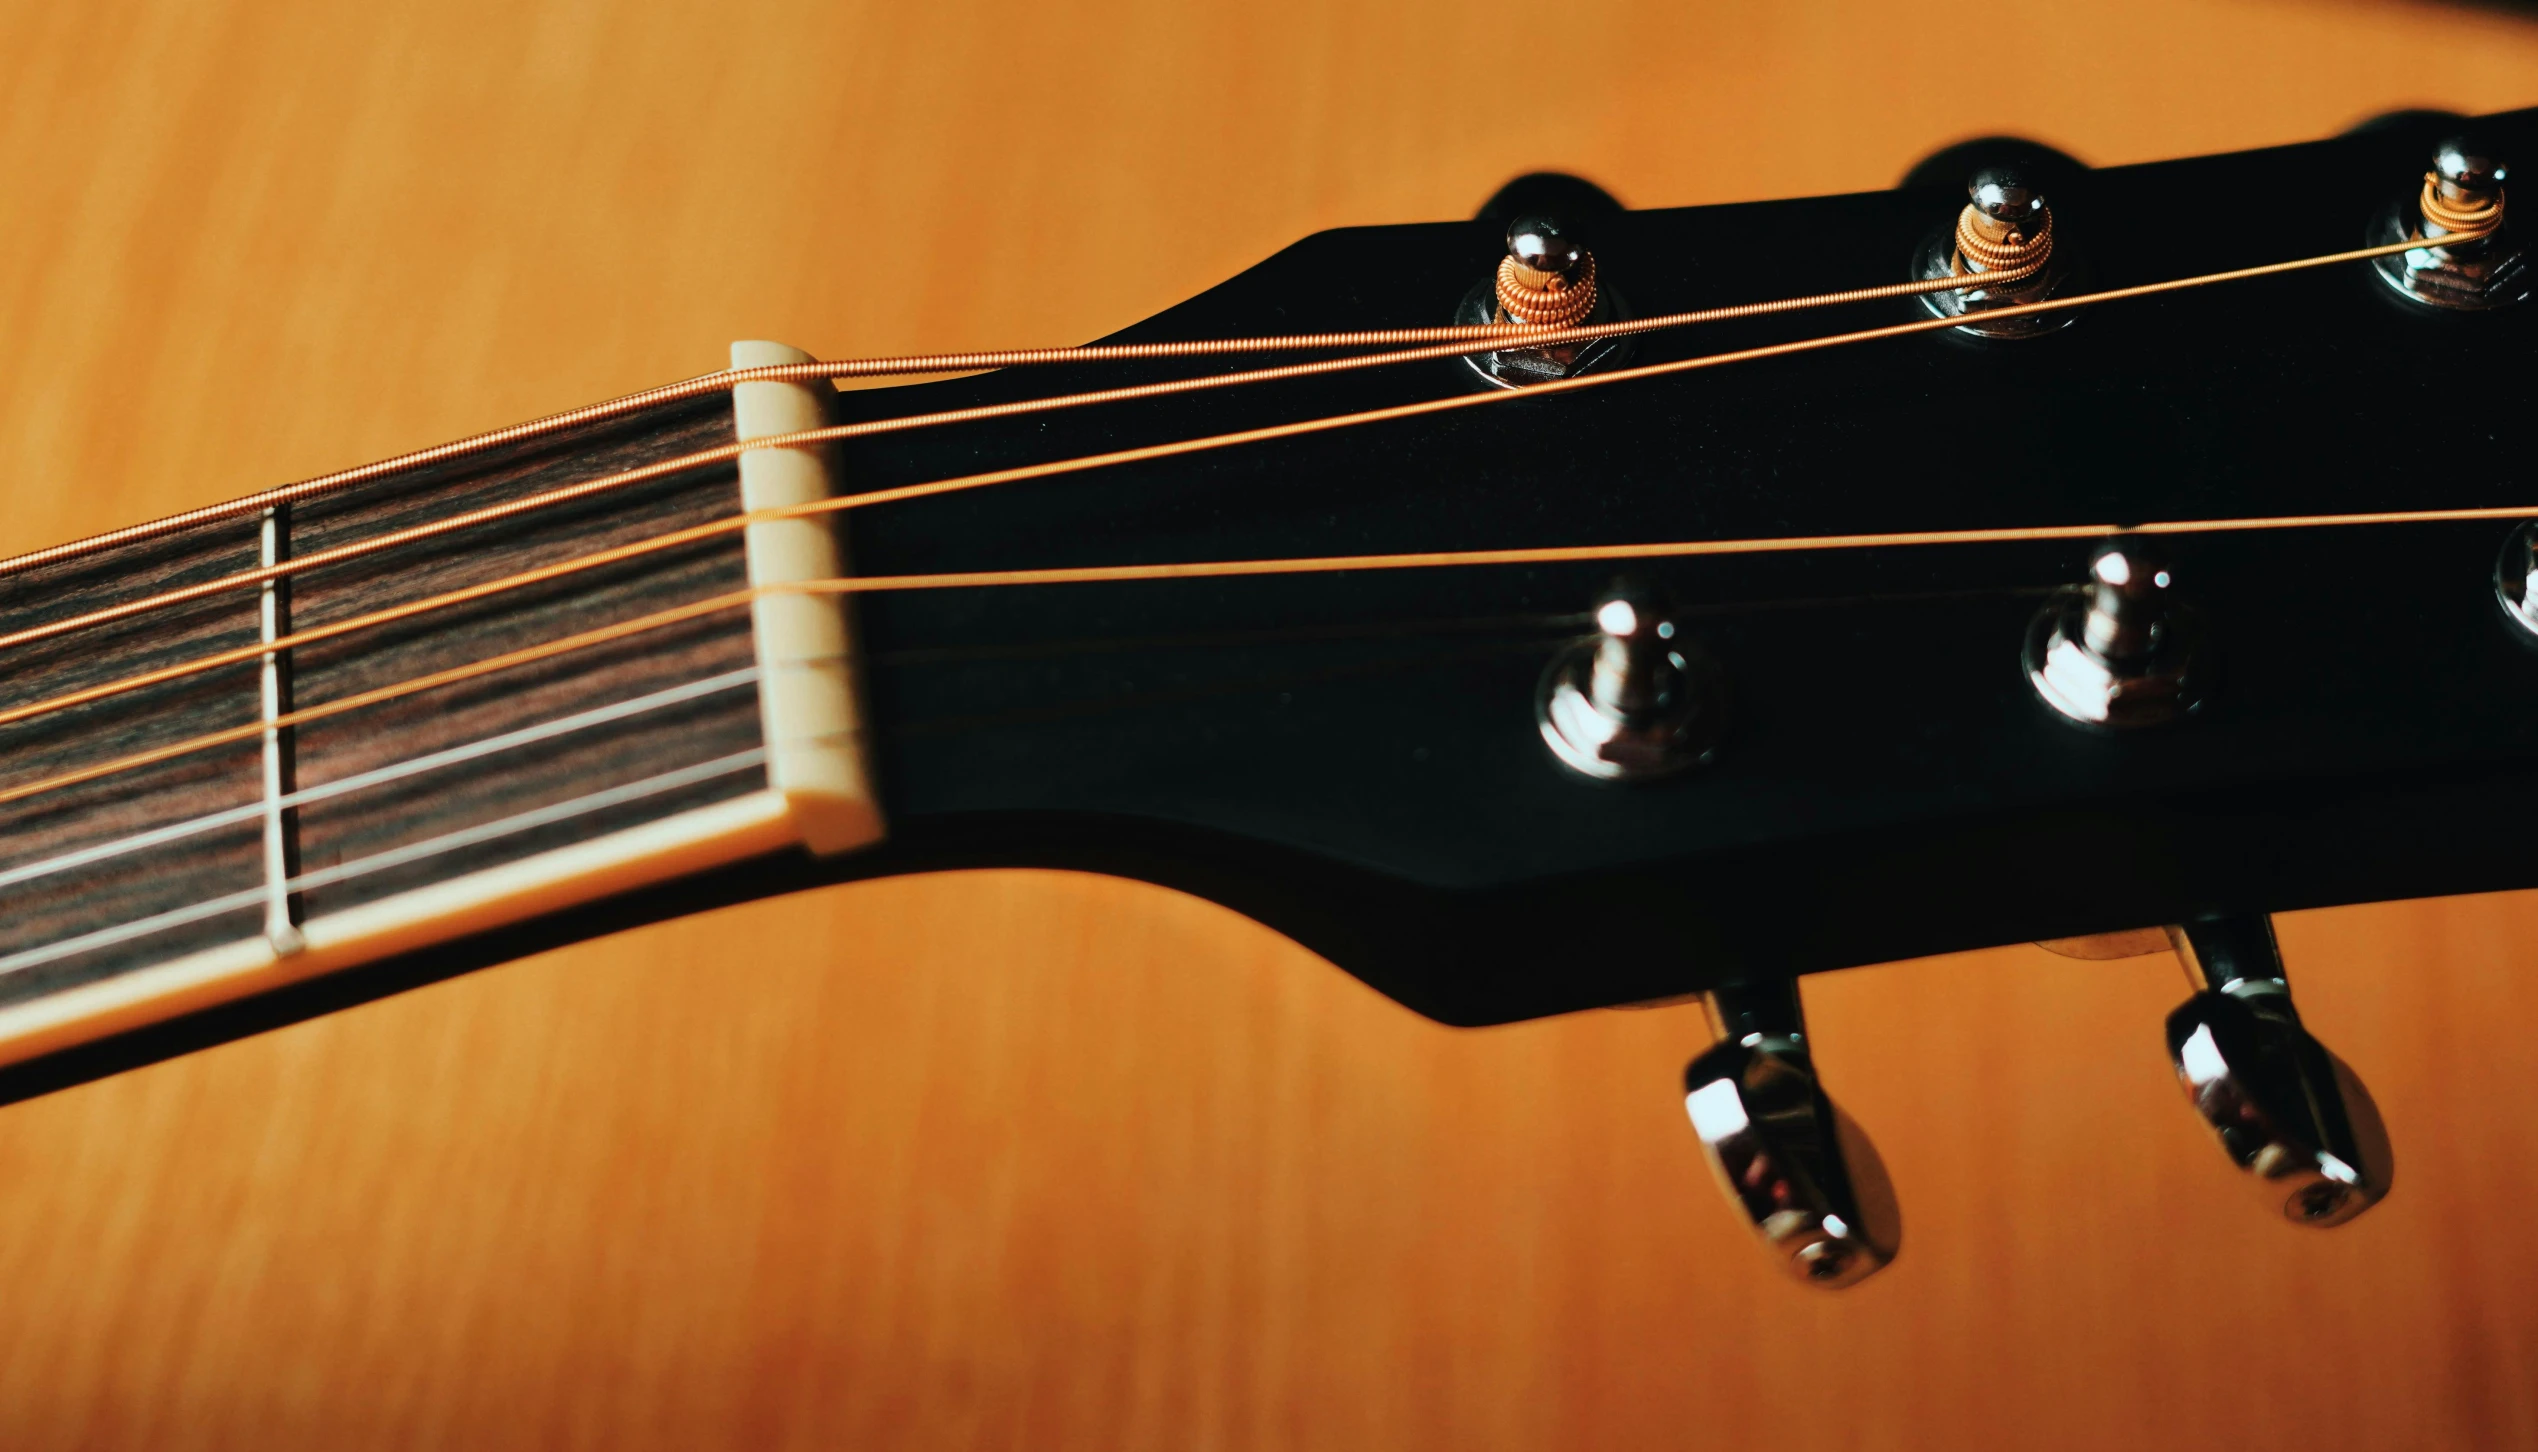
(0, 0), (2533, 1446)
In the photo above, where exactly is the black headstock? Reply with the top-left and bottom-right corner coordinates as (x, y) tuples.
(826, 106), (2536, 1026)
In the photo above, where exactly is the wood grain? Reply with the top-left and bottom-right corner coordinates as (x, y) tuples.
(0, 1), (2535, 1448)
(288, 398), (761, 919)
(0, 397), (765, 1008)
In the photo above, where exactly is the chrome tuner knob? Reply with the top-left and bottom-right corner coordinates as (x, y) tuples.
(2164, 915), (2393, 1227)
(2369, 135), (2528, 310)
(2025, 536), (2206, 728)
(1538, 584), (1724, 780)
(1683, 981), (1901, 1288)
(1456, 214), (1633, 388)
(1913, 165), (2078, 338)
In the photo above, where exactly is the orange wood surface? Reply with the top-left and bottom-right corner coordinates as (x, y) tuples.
(0, 1), (2534, 1446)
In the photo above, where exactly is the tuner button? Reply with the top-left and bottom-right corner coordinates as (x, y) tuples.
(2025, 537), (2205, 728)
(1504, 214), (1585, 285)
(1684, 981), (1901, 1288)
(1967, 167), (2045, 229)
(1538, 584), (1724, 780)
(2163, 915), (2393, 1227)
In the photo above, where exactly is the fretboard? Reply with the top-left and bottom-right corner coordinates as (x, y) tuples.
(0, 342), (877, 1067)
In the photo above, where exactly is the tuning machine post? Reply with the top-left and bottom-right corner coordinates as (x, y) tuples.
(1912, 167), (2079, 338)
(2025, 535), (2206, 728)
(1682, 980), (1901, 1288)
(1456, 213), (1634, 388)
(1538, 582), (1724, 780)
(2369, 136), (2526, 310)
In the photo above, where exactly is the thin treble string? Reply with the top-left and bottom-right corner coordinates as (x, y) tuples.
(0, 226), (2499, 737)
(0, 267), (2022, 658)
(0, 591), (758, 809)
(0, 749), (770, 978)
(789, 500), (2538, 593)
(0, 246), (2072, 650)
(2, 213), (2475, 657)
(0, 669), (759, 892)
(0, 229), (2069, 582)
(7, 484), (2535, 812)
(0, 194), (2491, 583)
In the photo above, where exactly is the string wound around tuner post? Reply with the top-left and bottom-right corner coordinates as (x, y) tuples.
(2370, 136), (2525, 310)
(1912, 167), (2077, 338)
(1456, 214), (1636, 389)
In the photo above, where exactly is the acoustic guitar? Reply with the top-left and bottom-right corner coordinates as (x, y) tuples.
(3, 5), (2536, 1447)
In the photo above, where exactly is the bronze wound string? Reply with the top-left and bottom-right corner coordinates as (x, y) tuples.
(0, 205), (2073, 583)
(0, 218), (2483, 666)
(0, 223), (2505, 811)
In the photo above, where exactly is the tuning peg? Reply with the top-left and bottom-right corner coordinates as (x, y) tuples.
(1682, 980), (1900, 1288)
(2163, 915), (2393, 1226)
(2025, 536), (2206, 729)
(1538, 582), (1724, 780)
(1455, 211), (1633, 388)
(2368, 134), (2528, 310)
(1910, 163), (2079, 338)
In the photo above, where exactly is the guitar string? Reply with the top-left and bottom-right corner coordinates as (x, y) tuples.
(0, 749), (769, 979)
(0, 669), (759, 894)
(0, 196), (2495, 977)
(0, 200), (2477, 653)
(0, 233), (2061, 581)
(7, 472), (2535, 816)
(0, 244), (2064, 654)
(0, 592), (757, 809)
(0, 224), (2491, 733)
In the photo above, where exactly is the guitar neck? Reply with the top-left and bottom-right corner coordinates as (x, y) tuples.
(0, 342), (878, 1069)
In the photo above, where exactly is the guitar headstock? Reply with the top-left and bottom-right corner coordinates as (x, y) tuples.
(778, 109), (2529, 1282)
(0, 105), (2524, 1287)
(835, 106), (2535, 1023)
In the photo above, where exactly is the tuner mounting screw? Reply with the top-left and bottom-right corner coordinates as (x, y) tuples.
(1683, 980), (1901, 1289)
(2369, 136), (2527, 310)
(2024, 536), (2206, 729)
(1457, 214), (1634, 389)
(1911, 166), (2078, 338)
(1538, 585), (1724, 780)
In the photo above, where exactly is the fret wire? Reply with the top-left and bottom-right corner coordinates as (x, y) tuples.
(0, 507), (752, 732)
(0, 443), (742, 658)
(0, 669), (761, 895)
(0, 749), (769, 981)
(256, 507), (304, 956)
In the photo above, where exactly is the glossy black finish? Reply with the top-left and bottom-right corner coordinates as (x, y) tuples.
(8, 111), (2535, 1109)
(804, 106), (2538, 1024)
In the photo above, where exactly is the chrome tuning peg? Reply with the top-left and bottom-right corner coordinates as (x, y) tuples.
(1682, 981), (1900, 1288)
(2164, 915), (2393, 1226)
